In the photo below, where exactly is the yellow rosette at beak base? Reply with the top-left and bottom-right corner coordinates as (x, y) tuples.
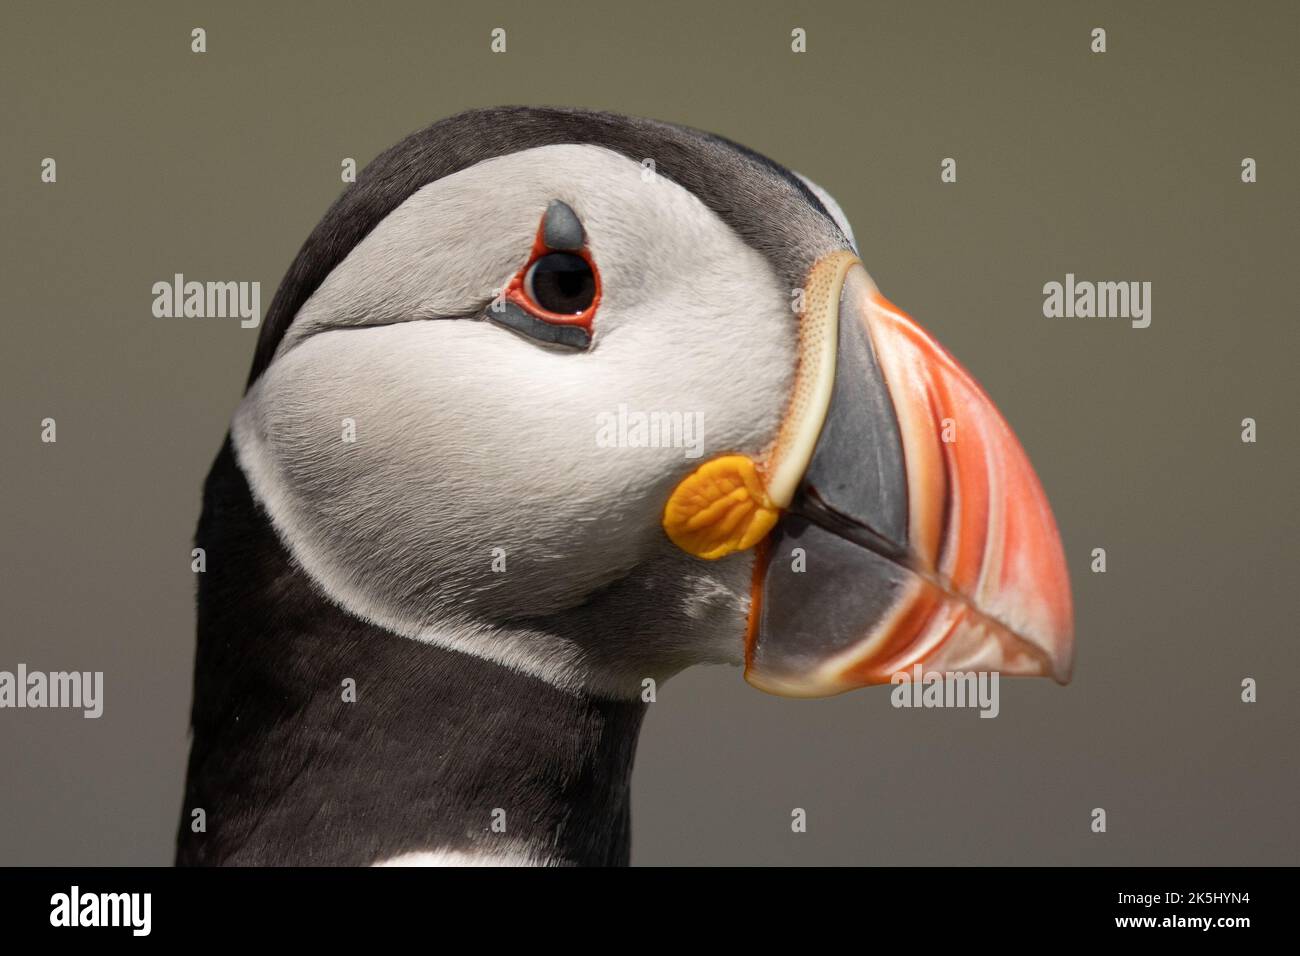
(661, 455), (780, 560)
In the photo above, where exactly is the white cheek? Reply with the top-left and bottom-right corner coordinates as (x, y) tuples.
(236, 281), (791, 626)
(238, 322), (650, 625)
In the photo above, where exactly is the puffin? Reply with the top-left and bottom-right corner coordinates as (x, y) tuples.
(176, 106), (1074, 867)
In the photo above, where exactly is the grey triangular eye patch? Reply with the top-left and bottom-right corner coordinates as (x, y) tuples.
(542, 200), (585, 251)
(488, 300), (591, 349)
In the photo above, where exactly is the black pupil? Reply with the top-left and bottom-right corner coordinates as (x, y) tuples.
(529, 253), (595, 314)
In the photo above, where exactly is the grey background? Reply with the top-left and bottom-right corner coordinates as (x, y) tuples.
(2, 0), (1296, 865)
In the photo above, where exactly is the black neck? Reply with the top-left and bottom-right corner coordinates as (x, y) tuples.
(176, 440), (647, 866)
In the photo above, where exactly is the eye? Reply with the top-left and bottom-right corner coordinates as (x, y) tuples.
(524, 253), (596, 315)
(489, 202), (599, 350)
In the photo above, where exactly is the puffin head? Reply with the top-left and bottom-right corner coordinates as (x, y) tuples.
(231, 107), (1073, 701)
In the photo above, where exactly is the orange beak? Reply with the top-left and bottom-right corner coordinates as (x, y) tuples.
(745, 262), (1074, 696)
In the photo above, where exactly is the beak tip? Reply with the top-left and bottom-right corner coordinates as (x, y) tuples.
(1055, 637), (1076, 685)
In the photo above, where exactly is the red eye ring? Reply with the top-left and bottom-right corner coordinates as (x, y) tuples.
(504, 215), (601, 332)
